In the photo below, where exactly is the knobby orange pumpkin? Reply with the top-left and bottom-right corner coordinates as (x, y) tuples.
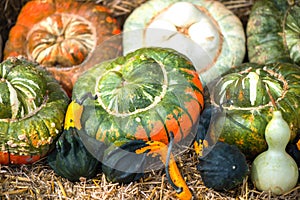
(4, 0), (121, 96)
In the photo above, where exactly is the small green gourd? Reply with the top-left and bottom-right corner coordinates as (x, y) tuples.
(251, 110), (299, 195)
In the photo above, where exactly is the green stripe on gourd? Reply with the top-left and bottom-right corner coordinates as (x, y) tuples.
(0, 57), (69, 163)
(0, 58), (46, 119)
(247, 0), (300, 64)
(72, 47), (203, 146)
(211, 62), (300, 159)
(123, 0), (245, 85)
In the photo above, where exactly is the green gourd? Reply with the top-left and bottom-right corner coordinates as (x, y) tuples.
(247, 0), (300, 64)
(0, 57), (69, 165)
(197, 142), (249, 191)
(210, 62), (300, 159)
(251, 110), (299, 195)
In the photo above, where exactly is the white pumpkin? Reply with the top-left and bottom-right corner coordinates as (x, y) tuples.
(123, 0), (246, 85)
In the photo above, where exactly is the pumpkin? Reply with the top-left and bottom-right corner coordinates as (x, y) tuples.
(208, 62), (300, 159)
(3, 0), (120, 96)
(197, 141), (249, 191)
(0, 56), (69, 164)
(50, 47), (204, 199)
(247, 0), (300, 64)
(123, 0), (246, 85)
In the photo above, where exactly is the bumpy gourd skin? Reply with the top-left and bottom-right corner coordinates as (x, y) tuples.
(210, 62), (300, 159)
(72, 47), (204, 146)
(247, 0), (300, 64)
(49, 47), (204, 200)
(3, 0), (120, 95)
(0, 57), (69, 165)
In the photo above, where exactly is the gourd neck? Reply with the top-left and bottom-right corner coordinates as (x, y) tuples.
(265, 111), (290, 153)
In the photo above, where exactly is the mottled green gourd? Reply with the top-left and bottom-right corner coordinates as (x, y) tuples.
(210, 62), (300, 159)
(0, 57), (69, 164)
(251, 111), (299, 195)
(247, 0), (300, 64)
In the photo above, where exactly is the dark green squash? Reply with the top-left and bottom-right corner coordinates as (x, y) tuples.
(48, 127), (103, 182)
(209, 62), (300, 159)
(197, 141), (249, 191)
(247, 0), (300, 64)
(0, 56), (69, 164)
(101, 140), (147, 183)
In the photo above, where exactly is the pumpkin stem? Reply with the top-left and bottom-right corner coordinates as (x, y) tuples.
(265, 85), (278, 110)
(77, 92), (97, 105)
(165, 131), (183, 193)
(134, 133), (192, 199)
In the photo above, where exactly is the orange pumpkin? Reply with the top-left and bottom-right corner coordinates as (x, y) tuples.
(4, 0), (121, 96)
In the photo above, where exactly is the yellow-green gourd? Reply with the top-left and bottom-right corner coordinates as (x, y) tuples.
(251, 111), (299, 195)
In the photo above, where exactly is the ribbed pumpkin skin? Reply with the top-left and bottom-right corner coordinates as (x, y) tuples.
(123, 0), (245, 85)
(210, 62), (300, 159)
(72, 47), (204, 146)
(0, 57), (69, 164)
(3, 0), (120, 95)
(247, 0), (300, 64)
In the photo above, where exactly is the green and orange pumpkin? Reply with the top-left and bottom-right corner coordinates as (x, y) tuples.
(49, 47), (204, 200)
(208, 62), (300, 159)
(3, 0), (120, 95)
(0, 56), (69, 165)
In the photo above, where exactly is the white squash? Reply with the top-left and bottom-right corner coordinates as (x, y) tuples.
(123, 0), (246, 85)
(251, 111), (299, 195)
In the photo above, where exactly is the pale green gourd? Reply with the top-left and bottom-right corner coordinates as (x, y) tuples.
(251, 111), (299, 195)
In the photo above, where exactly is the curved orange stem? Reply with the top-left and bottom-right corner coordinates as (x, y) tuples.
(135, 141), (192, 200)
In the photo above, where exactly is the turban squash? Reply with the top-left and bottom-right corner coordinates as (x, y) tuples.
(123, 0), (246, 85)
(0, 57), (69, 164)
(209, 62), (300, 159)
(49, 47), (204, 199)
(247, 0), (300, 64)
(3, 0), (120, 95)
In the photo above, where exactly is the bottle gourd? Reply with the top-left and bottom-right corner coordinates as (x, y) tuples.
(251, 110), (299, 195)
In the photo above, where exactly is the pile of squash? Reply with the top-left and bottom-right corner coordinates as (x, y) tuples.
(0, 0), (299, 199)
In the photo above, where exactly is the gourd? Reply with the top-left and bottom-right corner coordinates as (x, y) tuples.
(197, 142), (249, 191)
(209, 62), (300, 159)
(49, 47), (204, 199)
(3, 0), (120, 95)
(0, 56), (69, 164)
(247, 0), (300, 64)
(48, 105), (102, 182)
(251, 110), (299, 195)
(123, 0), (246, 85)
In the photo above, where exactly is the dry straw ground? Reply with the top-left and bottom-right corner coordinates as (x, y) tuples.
(1, 148), (300, 199)
(0, 0), (300, 199)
